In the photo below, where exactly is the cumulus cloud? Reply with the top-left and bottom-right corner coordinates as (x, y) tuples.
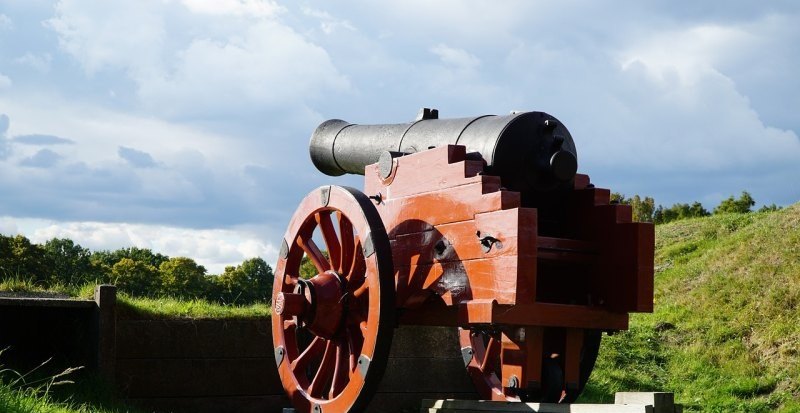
(13, 134), (74, 145)
(28, 220), (278, 273)
(19, 149), (62, 168)
(137, 21), (349, 117)
(0, 73), (10, 88)
(46, 0), (348, 118)
(118, 146), (156, 168)
(45, 1), (166, 76)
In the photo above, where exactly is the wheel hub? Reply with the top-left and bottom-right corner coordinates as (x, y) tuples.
(276, 271), (346, 340)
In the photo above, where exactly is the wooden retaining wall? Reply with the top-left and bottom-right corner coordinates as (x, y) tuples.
(115, 317), (477, 413)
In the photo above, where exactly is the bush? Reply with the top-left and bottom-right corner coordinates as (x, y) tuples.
(713, 191), (755, 214)
(216, 258), (273, 304)
(158, 257), (209, 299)
(111, 258), (160, 297)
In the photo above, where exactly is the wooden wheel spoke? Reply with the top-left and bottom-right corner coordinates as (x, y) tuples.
(348, 327), (364, 376)
(298, 236), (331, 274)
(291, 336), (325, 373)
(329, 338), (350, 398)
(348, 243), (366, 281)
(283, 319), (297, 331)
(480, 336), (500, 373)
(308, 339), (336, 398)
(352, 282), (369, 300)
(316, 211), (342, 272)
(337, 212), (355, 275)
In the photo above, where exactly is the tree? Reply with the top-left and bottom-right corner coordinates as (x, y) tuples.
(630, 195), (656, 222)
(610, 193), (656, 222)
(159, 257), (209, 298)
(111, 258), (160, 296)
(299, 251), (329, 279)
(239, 257), (273, 302)
(653, 201), (710, 224)
(0, 234), (51, 282)
(92, 247), (169, 270)
(216, 257), (274, 304)
(713, 191), (755, 214)
(43, 238), (97, 286)
(758, 203), (781, 213)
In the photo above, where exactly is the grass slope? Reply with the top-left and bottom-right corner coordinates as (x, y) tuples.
(581, 204), (800, 412)
(116, 295), (270, 319)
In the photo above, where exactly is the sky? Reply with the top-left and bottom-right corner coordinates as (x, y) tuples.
(0, 0), (798, 273)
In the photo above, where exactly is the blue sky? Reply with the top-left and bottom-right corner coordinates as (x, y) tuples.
(1, 0), (798, 272)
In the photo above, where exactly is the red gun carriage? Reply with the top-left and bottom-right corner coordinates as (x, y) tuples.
(271, 109), (654, 413)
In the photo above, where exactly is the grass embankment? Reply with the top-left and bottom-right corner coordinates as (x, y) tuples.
(581, 204), (800, 412)
(116, 295), (270, 319)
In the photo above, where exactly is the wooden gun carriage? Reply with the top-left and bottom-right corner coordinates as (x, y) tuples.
(271, 109), (654, 413)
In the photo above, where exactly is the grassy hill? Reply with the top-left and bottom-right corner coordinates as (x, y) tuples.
(581, 204), (800, 412)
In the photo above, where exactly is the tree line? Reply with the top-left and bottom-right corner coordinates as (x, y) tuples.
(611, 191), (781, 224)
(0, 235), (273, 305)
(0, 190), (782, 302)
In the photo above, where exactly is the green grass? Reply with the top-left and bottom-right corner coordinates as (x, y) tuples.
(0, 352), (144, 413)
(116, 294), (270, 319)
(580, 204), (800, 412)
(0, 278), (271, 320)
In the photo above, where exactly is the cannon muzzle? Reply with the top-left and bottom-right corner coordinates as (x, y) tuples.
(309, 109), (578, 192)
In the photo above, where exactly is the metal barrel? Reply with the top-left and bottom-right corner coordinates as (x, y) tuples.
(309, 109), (578, 192)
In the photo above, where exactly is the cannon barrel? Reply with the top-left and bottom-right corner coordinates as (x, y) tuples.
(309, 110), (578, 192)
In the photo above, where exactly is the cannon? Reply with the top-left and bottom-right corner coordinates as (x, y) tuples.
(271, 109), (654, 413)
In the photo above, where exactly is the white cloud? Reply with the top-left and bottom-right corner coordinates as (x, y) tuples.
(603, 23), (800, 171)
(430, 44), (480, 71)
(46, 0), (167, 76)
(46, 0), (348, 118)
(301, 7), (356, 34)
(0, 217), (19, 235)
(136, 20), (349, 116)
(13, 52), (53, 73)
(619, 25), (756, 86)
(181, 0), (284, 18)
(0, 73), (11, 88)
(27, 219), (278, 273)
(0, 14), (11, 30)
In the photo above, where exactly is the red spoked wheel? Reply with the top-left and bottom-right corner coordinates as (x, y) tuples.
(458, 327), (601, 403)
(272, 186), (394, 413)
